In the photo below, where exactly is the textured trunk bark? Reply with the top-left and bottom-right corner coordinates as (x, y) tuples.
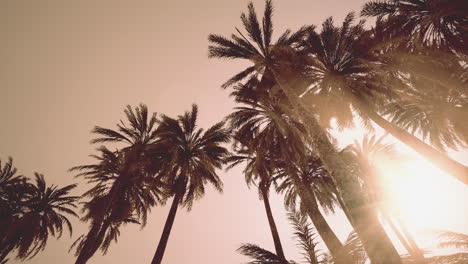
(364, 107), (468, 185)
(151, 192), (182, 264)
(260, 188), (287, 263)
(271, 71), (402, 264)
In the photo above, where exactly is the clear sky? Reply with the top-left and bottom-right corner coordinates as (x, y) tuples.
(1, 0), (467, 263)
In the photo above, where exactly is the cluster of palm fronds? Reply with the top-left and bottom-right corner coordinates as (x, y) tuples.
(210, 0), (467, 264)
(1, 0), (467, 263)
(70, 104), (231, 264)
(0, 158), (78, 263)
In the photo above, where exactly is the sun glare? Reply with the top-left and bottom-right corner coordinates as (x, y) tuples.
(376, 155), (463, 236)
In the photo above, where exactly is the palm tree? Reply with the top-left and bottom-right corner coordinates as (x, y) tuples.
(72, 147), (164, 264)
(226, 79), (343, 262)
(346, 135), (426, 262)
(73, 104), (163, 264)
(226, 143), (288, 262)
(209, 2), (402, 262)
(361, 0), (468, 55)
(298, 13), (468, 185)
(276, 154), (346, 263)
(0, 172), (78, 262)
(238, 208), (322, 264)
(287, 209), (322, 264)
(150, 104), (230, 264)
(384, 69), (468, 151)
(238, 244), (297, 264)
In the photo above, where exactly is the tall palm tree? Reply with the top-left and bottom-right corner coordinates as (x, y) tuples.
(276, 154), (345, 263)
(209, 2), (402, 262)
(0, 172), (78, 262)
(226, 79), (343, 261)
(73, 104), (163, 264)
(72, 147), (164, 264)
(298, 13), (468, 185)
(361, 0), (468, 55)
(346, 135), (425, 263)
(226, 142), (288, 262)
(150, 104), (230, 264)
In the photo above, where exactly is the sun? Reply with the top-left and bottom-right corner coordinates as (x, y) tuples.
(375, 154), (465, 236)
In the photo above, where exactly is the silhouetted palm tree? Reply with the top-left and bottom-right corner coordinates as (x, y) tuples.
(209, 2), (402, 263)
(238, 244), (296, 264)
(226, 80), (338, 262)
(72, 147), (164, 264)
(299, 13), (468, 185)
(361, 0), (468, 55)
(73, 104), (163, 264)
(150, 104), (230, 264)
(238, 208), (321, 264)
(0, 171), (78, 262)
(276, 154), (345, 263)
(226, 144), (288, 262)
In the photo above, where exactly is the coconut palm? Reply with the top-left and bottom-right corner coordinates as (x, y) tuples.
(226, 142), (288, 262)
(226, 79), (345, 262)
(72, 146), (164, 264)
(238, 209), (321, 264)
(276, 154), (345, 263)
(73, 104), (163, 264)
(361, 0), (468, 55)
(298, 13), (468, 185)
(0, 172), (78, 262)
(150, 104), (230, 264)
(209, 2), (402, 263)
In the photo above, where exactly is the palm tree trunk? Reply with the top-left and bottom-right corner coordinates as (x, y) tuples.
(363, 107), (468, 185)
(271, 71), (402, 264)
(260, 188), (287, 263)
(151, 192), (182, 264)
(394, 215), (425, 262)
(75, 220), (111, 264)
(382, 212), (418, 258)
(286, 170), (347, 264)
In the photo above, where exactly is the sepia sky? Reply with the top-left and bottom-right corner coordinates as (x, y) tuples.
(1, 1), (467, 263)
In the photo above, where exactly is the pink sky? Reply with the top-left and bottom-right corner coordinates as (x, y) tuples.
(1, 0), (467, 263)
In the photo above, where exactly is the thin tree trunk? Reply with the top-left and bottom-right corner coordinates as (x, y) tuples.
(363, 107), (468, 185)
(382, 213), (417, 258)
(395, 215), (425, 262)
(151, 192), (182, 264)
(271, 70), (402, 264)
(287, 170), (347, 264)
(260, 188), (287, 263)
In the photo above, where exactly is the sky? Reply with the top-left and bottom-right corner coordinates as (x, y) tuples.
(1, 0), (467, 263)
